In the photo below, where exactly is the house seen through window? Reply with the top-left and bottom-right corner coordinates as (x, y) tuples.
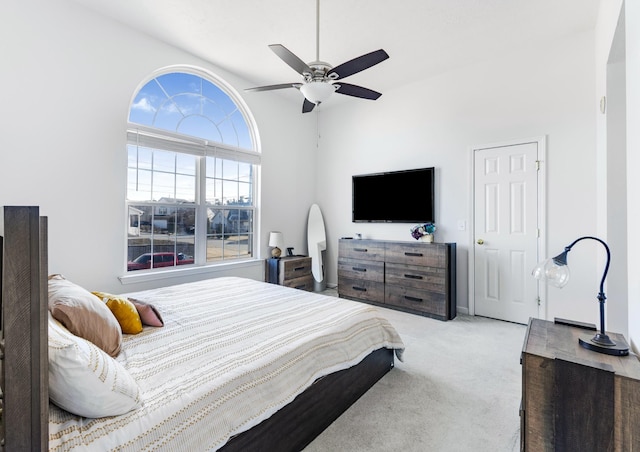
(126, 70), (259, 272)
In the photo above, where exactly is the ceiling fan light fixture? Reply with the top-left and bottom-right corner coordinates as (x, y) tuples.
(300, 81), (335, 105)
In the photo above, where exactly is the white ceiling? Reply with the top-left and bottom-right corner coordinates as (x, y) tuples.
(72, 0), (600, 100)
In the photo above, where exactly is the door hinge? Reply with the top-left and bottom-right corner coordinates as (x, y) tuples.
(535, 160), (541, 170)
(537, 297), (541, 306)
(537, 228), (540, 238)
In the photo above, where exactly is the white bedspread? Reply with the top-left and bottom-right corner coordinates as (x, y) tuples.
(48, 277), (404, 451)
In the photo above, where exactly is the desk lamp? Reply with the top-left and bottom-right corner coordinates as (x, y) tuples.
(532, 236), (629, 356)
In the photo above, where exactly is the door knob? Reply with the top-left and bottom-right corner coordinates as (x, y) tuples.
(477, 239), (484, 245)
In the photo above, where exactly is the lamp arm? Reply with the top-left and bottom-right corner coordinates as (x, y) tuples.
(564, 236), (610, 336)
(564, 236), (610, 299)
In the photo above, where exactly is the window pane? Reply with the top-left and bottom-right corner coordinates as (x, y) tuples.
(129, 82), (165, 125)
(153, 150), (175, 173)
(205, 208), (253, 263)
(127, 204), (196, 271)
(222, 160), (239, 180)
(231, 111), (253, 150)
(127, 169), (151, 201)
(238, 162), (252, 182)
(153, 172), (175, 201)
(129, 72), (253, 150)
(176, 174), (196, 202)
(206, 179), (222, 205)
(238, 181), (251, 205)
(206, 156), (216, 179)
(177, 154), (196, 176)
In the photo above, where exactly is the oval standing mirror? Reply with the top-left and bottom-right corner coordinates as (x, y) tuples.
(307, 204), (327, 292)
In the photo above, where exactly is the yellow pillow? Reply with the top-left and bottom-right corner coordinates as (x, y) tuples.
(92, 292), (143, 335)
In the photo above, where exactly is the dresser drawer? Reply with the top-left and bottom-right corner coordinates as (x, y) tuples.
(385, 285), (446, 318)
(338, 239), (385, 262)
(282, 275), (315, 291)
(338, 277), (384, 303)
(279, 257), (312, 284)
(385, 242), (445, 267)
(338, 258), (384, 282)
(385, 262), (446, 292)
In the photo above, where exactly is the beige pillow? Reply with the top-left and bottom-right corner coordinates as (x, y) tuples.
(48, 275), (122, 357)
(48, 313), (141, 418)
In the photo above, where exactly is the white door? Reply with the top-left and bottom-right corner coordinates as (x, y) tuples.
(473, 140), (541, 324)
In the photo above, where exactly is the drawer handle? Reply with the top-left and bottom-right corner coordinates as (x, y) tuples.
(405, 252), (423, 257)
(293, 266), (306, 271)
(404, 274), (423, 280)
(354, 248), (368, 253)
(405, 296), (423, 303)
(352, 267), (367, 272)
(352, 286), (367, 292)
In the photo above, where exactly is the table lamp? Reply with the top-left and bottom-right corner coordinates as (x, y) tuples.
(268, 232), (284, 258)
(532, 236), (629, 356)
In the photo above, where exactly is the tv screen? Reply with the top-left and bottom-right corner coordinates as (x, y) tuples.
(352, 167), (435, 223)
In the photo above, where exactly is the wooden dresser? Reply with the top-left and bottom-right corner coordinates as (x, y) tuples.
(266, 256), (314, 291)
(521, 318), (640, 451)
(338, 239), (456, 320)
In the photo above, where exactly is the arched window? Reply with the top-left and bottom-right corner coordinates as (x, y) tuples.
(126, 69), (260, 273)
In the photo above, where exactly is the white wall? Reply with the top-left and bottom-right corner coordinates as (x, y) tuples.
(316, 31), (599, 321)
(596, 0), (640, 350)
(625, 0), (640, 353)
(0, 0), (318, 294)
(596, 0), (640, 352)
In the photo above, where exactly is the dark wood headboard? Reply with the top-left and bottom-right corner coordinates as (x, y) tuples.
(0, 206), (49, 451)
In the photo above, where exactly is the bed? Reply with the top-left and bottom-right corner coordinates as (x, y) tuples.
(0, 206), (405, 451)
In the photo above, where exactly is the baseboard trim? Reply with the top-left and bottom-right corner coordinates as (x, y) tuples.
(457, 307), (469, 315)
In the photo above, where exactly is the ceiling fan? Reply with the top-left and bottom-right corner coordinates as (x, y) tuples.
(245, 0), (389, 113)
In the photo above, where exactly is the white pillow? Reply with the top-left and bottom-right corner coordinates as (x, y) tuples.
(48, 313), (142, 418)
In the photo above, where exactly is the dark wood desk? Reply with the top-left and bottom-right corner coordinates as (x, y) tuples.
(521, 318), (640, 451)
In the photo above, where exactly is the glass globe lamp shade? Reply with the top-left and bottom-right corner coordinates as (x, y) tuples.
(531, 258), (570, 288)
(300, 81), (335, 104)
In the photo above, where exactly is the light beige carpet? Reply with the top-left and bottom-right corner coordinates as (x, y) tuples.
(304, 296), (525, 452)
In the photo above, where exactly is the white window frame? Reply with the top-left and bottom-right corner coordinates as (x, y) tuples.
(121, 68), (261, 283)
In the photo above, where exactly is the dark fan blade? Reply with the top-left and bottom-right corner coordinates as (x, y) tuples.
(245, 83), (301, 92)
(327, 49), (389, 80)
(302, 98), (316, 113)
(269, 44), (313, 76)
(335, 82), (382, 100)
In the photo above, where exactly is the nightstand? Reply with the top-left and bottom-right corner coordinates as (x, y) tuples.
(266, 256), (314, 291)
(520, 318), (640, 451)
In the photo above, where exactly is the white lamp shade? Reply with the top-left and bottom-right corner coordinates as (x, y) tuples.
(300, 81), (336, 104)
(268, 231), (284, 249)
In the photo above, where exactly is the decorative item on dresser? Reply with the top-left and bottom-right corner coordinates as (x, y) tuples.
(410, 222), (436, 243)
(266, 255), (315, 291)
(338, 239), (456, 320)
(520, 318), (640, 451)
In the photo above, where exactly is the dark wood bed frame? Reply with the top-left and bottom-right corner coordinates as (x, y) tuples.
(0, 206), (395, 451)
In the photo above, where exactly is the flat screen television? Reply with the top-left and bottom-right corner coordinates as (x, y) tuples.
(352, 167), (435, 223)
